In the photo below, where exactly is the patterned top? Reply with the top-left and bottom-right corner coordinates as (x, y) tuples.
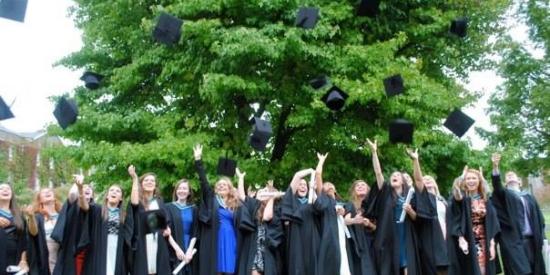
(471, 197), (487, 268)
(107, 208), (120, 235)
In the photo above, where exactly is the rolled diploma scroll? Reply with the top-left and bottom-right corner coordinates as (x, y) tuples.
(398, 188), (415, 223)
(172, 238), (197, 275)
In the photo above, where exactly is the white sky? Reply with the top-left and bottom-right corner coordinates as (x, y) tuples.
(0, 1), (541, 149)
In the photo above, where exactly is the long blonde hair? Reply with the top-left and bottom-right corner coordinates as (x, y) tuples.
(348, 180), (370, 211)
(216, 176), (241, 211)
(32, 188), (62, 220)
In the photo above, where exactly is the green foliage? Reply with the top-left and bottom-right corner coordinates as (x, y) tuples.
(56, 0), (510, 198)
(484, 0), (549, 179)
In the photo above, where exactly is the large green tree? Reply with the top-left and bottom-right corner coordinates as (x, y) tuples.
(484, 0), (549, 178)
(55, 0), (509, 197)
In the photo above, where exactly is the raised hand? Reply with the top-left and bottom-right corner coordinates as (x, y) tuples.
(366, 138), (377, 152)
(128, 165), (137, 179)
(492, 153), (501, 171)
(74, 174), (84, 189)
(406, 148), (419, 159)
(317, 152), (328, 164)
(236, 168), (246, 179)
(193, 144), (203, 160)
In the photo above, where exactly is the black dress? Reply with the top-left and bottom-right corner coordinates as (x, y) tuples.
(344, 203), (376, 275)
(51, 200), (86, 275)
(79, 204), (128, 275)
(315, 193), (343, 275)
(0, 212), (26, 275)
(125, 199), (172, 275)
(414, 189), (449, 274)
(280, 188), (321, 275)
(27, 214), (50, 275)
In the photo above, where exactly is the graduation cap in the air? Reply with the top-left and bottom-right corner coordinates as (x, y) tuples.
(0, 0), (28, 23)
(152, 12), (183, 45)
(357, 0), (380, 17)
(383, 74), (405, 96)
(80, 71), (104, 90)
(389, 119), (414, 144)
(0, 96), (15, 120)
(309, 75), (329, 90)
(450, 17), (468, 38)
(443, 109), (474, 138)
(53, 97), (78, 130)
(217, 157), (237, 177)
(249, 117), (272, 151)
(144, 210), (168, 233)
(321, 86), (348, 111)
(295, 7), (319, 29)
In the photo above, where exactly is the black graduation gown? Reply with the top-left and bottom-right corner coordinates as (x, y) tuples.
(280, 188), (320, 275)
(315, 193), (342, 275)
(195, 159), (240, 275)
(125, 199), (172, 275)
(0, 216), (26, 275)
(344, 203), (376, 275)
(79, 204), (128, 275)
(236, 197), (285, 275)
(490, 173), (532, 275)
(51, 200), (86, 275)
(165, 202), (199, 275)
(367, 182), (421, 275)
(27, 214), (50, 275)
(521, 193), (547, 275)
(414, 189), (449, 275)
(448, 195), (500, 275)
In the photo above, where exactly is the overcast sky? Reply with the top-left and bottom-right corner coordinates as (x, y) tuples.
(0, 1), (539, 149)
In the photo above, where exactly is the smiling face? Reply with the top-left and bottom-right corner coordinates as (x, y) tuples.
(353, 180), (369, 197)
(39, 188), (55, 204)
(296, 179), (308, 197)
(215, 178), (232, 197)
(464, 171), (480, 193)
(106, 185), (123, 205)
(0, 183), (12, 202)
(83, 185), (94, 201)
(505, 171), (522, 188)
(423, 175), (437, 193)
(141, 175), (157, 193)
(175, 181), (190, 201)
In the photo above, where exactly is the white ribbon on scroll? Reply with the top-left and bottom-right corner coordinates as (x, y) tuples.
(398, 188), (415, 223)
(172, 237), (198, 275)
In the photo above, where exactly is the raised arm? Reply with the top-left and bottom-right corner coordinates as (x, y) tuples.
(128, 165), (139, 206)
(236, 168), (246, 201)
(75, 175), (89, 211)
(491, 153), (504, 193)
(193, 144), (213, 197)
(290, 168), (315, 193)
(315, 153), (328, 195)
(406, 148), (424, 191)
(68, 181), (79, 203)
(366, 139), (384, 189)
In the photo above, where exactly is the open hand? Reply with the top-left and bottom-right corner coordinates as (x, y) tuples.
(193, 144), (203, 160)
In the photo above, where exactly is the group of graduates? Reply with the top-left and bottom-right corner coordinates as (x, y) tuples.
(0, 140), (546, 275)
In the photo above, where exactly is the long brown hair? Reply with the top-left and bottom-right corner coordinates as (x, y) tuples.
(216, 176), (241, 211)
(348, 180), (370, 211)
(32, 188), (62, 220)
(138, 172), (159, 209)
(101, 185), (126, 223)
(460, 169), (487, 201)
(172, 179), (194, 203)
(0, 183), (24, 233)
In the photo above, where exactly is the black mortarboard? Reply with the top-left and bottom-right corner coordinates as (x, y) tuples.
(0, 97), (14, 120)
(80, 71), (104, 90)
(321, 86), (348, 111)
(444, 109), (474, 137)
(450, 17), (468, 37)
(53, 97), (78, 130)
(217, 157), (237, 177)
(383, 74), (405, 96)
(309, 75), (329, 90)
(295, 7), (319, 29)
(249, 117), (272, 151)
(0, 0), (28, 23)
(144, 210), (168, 233)
(357, 0), (380, 17)
(389, 119), (414, 144)
(152, 12), (183, 45)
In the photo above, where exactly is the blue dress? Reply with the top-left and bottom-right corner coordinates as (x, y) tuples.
(179, 207), (194, 250)
(217, 206), (237, 273)
(394, 195), (407, 268)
